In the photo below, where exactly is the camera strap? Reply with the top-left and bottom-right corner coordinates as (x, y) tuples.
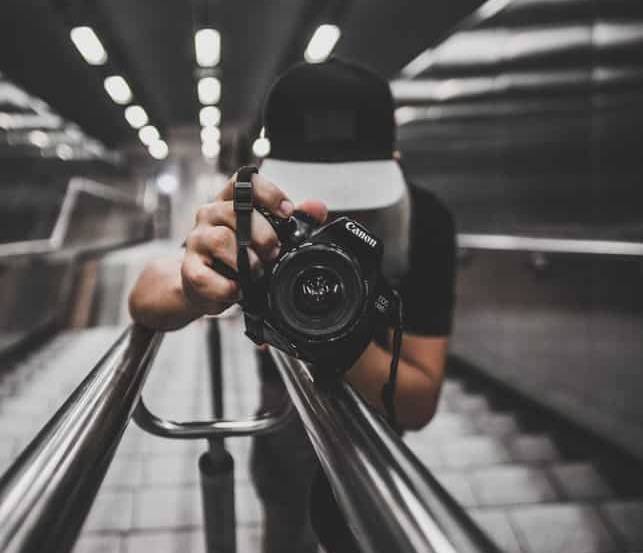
(234, 165), (264, 343)
(381, 289), (403, 432)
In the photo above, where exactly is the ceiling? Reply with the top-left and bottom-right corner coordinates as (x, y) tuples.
(0, 0), (485, 153)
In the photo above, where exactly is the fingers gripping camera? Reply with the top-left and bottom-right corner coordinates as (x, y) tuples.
(233, 166), (401, 379)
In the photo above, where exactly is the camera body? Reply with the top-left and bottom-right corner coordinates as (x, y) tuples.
(244, 211), (397, 377)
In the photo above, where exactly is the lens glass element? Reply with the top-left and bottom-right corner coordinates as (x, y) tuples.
(269, 244), (364, 340)
(294, 267), (343, 316)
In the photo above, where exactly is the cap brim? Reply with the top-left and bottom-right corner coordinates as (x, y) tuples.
(259, 159), (406, 212)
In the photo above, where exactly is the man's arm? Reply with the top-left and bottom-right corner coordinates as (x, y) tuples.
(128, 255), (209, 331)
(345, 333), (447, 430)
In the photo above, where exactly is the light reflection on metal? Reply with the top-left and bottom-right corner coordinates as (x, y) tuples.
(457, 234), (643, 257)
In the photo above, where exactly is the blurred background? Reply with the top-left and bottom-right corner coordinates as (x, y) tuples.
(1, 0), (642, 552)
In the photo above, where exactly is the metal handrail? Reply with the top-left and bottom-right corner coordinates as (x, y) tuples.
(457, 233), (643, 257)
(0, 178), (143, 258)
(0, 325), (163, 553)
(271, 349), (500, 553)
(133, 394), (294, 439)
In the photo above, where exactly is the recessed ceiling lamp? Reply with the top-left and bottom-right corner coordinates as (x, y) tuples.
(149, 139), (169, 160)
(197, 77), (221, 104)
(70, 26), (107, 65)
(202, 140), (220, 159)
(124, 105), (148, 129)
(199, 105), (221, 126)
(195, 28), (221, 67)
(56, 144), (74, 160)
(138, 125), (160, 146)
(104, 75), (132, 105)
(28, 130), (50, 148)
(252, 136), (271, 158)
(200, 126), (221, 143)
(304, 24), (340, 63)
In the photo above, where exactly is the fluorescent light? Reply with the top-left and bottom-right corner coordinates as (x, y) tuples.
(0, 113), (13, 129)
(28, 130), (49, 148)
(202, 141), (220, 159)
(199, 105), (221, 126)
(198, 77), (221, 104)
(252, 136), (271, 158)
(124, 105), (148, 129)
(195, 28), (221, 67)
(70, 26), (107, 65)
(138, 125), (160, 145)
(104, 75), (132, 105)
(304, 25), (340, 63)
(149, 140), (169, 160)
(56, 144), (74, 160)
(200, 126), (221, 143)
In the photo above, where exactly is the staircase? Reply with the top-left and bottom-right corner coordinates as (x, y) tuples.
(404, 365), (643, 553)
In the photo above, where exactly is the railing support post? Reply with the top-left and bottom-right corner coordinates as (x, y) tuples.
(200, 319), (236, 553)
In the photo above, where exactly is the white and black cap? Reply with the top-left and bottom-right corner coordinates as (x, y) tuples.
(260, 58), (405, 212)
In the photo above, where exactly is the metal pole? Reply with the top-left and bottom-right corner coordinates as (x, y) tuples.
(200, 319), (236, 553)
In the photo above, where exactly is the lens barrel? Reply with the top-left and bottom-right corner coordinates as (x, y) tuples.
(269, 244), (364, 340)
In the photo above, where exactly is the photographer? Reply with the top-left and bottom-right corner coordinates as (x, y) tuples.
(129, 58), (455, 553)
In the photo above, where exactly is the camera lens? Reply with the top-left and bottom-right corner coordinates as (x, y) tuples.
(294, 267), (343, 316)
(269, 244), (364, 340)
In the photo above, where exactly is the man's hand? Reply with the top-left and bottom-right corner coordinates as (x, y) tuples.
(129, 172), (327, 330)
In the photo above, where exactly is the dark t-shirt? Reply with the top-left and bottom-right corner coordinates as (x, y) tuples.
(399, 184), (456, 336)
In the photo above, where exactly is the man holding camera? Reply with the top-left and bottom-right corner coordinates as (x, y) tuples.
(129, 58), (455, 552)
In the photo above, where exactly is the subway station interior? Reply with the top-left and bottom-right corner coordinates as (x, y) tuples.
(1, 0), (643, 552)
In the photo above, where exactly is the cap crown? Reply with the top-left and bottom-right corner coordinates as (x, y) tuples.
(264, 58), (395, 162)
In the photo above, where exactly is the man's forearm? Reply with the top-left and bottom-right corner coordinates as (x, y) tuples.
(345, 340), (442, 430)
(128, 258), (202, 331)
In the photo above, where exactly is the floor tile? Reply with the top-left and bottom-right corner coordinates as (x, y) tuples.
(84, 490), (135, 533)
(73, 534), (123, 553)
(509, 503), (618, 553)
(433, 469), (478, 507)
(470, 465), (558, 507)
(470, 509), (524, 553)
(123, 530), (205, 553)
(440, 436), (510, 469)
(548, 462), (614, 501)
(508, 435), (561, 463)
(132, 486), (203, 530)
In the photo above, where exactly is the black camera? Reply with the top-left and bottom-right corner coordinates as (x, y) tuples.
(238, 207), (399, 377)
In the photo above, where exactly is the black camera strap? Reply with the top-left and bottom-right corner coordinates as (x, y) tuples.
(381, 289), (403, 432)
(234, 165), (264, 343)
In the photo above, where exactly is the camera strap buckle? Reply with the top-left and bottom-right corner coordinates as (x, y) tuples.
(234, 166), (257, 247)
(234, 166), (265, 344)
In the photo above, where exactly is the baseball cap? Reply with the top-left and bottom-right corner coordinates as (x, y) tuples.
(260, 58), (405, 211)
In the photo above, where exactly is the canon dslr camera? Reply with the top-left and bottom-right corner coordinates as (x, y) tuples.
(237, 207), (400, 377)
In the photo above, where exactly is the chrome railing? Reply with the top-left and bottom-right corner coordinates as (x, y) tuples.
(0, 178), (145, 259)
(0, 326), (163, 553)
(457, 233), (643, 257)
(0, 321), (499, 553)
(271, 349), (500, 553)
